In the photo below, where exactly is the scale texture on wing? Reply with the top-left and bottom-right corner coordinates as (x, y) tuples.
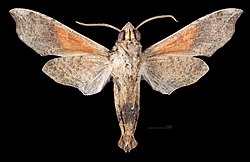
(9, 8), (109, 56)
(142, 56), (209, 94)
(143, 8), (243, 57)
(142, 8), (242, 94)
(42, 55), (112, 95)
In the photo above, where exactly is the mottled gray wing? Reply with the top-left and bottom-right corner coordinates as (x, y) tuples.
(143, 8), (243, 57)
(142, 56), (209, 94)
(10, 8), (109, 56)
(42, 55), (112, 95)
(142, 8), (242, 94)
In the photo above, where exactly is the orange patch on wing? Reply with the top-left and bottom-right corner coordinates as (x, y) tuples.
(54, 26), (104, 55)
(151, 26), (197, 56)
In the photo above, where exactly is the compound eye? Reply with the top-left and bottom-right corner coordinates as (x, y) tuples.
(134, 29), (141, 41)
(118, 30), (125, 42)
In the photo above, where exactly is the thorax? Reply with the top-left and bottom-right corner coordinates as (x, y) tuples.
(110, 42), (142, 80)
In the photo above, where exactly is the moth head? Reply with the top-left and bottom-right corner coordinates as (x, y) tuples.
(117, 22), (141, 43)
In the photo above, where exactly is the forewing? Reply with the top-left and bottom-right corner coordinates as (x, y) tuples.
(142, 55), (209, 94)
(42, 54), (112, 95)
(10, 8), (109, 56)
(143, 8), (242, 57)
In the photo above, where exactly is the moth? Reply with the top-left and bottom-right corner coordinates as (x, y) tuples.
(10, 8), (242, 152)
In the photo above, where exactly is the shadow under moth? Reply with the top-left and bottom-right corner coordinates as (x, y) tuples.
(10, 8), (242, 152)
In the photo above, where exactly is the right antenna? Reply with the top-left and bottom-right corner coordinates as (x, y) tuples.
(136, 15), (178, 30)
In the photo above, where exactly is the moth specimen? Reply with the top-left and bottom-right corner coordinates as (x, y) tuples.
(10, 8), (242, 152)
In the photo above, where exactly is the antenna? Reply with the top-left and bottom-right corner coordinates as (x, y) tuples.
(136, 15), (178, 29)
(75, 21), (121, 32)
